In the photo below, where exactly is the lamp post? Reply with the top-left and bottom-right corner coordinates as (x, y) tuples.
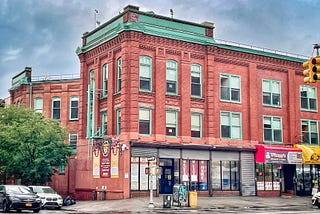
(147, 156), (155, 208)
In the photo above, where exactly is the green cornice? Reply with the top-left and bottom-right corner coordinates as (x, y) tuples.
(214, 43), (306, 63)
(76, 5), (306, 64)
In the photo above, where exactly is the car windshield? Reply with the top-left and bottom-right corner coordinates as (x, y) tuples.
(6, 186), (32, 194)
(33, 187), (55, 194)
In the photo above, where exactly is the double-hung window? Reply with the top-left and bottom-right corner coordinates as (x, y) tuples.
(102, 64), (108, 97)
(101, 111), (107, 136)
(220, 111), (241, 139)
(220, 74), (240, 102)
(166, 110), (178, 137)
(301, 120), (318, 144)
(191, 112), (202, 138)
(300, 85), (317, 111)
(70, 96), (79, 120)
(166, 60), (178, 95)
(34, 97), (43, 113)
(116, 108), (121, 135)
(139, 56), (152, 92)
(262, 79), (281, 107)
(139, 108), (152, 135)
(69, 132), (78, 151)
(191, 64), (202, 97)
(52, 97), (61, 120)
(263, 116), (282, 143)
(116, 57), (122, 92)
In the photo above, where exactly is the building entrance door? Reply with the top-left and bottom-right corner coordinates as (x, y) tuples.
(159, 159), (174, 194)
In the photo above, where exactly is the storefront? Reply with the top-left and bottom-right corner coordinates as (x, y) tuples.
(294, 144), (320, 196)
(255, 145), (302, 196)
(130, 143), (256, 197)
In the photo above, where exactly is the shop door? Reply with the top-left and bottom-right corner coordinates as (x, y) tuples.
(159, 166), (174, 194)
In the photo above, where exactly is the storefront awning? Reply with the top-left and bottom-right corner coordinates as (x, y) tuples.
(255, 144), (302, 164)
(294, 144), (320, 164)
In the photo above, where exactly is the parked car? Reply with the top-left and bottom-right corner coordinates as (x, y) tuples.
(28, 186), (63, 210)
(0, 185), (41, 213)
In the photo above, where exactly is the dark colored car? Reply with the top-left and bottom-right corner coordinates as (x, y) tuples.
(0, 185), (41, 213)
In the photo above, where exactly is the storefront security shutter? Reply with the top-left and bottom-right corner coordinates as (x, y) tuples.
(182, 149), (210, 160)
(131, 147), (157, 157)
(211, 151), (239, 160)
(159, 149), (181, 158)
(240, 152), (256, 196)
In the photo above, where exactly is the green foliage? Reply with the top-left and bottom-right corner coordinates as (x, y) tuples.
(0, 105), (72, 185)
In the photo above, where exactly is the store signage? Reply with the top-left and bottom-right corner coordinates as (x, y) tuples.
(265, 149), (302, 164)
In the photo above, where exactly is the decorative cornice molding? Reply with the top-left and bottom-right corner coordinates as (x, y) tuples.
(257, 64), (288, 73)
(214, 57), (249, 67)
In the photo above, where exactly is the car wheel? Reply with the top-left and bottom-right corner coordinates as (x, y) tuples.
(2, 201), (9, 213)
(33, 209), (40, 213)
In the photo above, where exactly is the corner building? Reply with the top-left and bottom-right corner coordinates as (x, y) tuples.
(74, 4), (320, 199)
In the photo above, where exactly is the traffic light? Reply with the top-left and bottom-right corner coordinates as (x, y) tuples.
(311, 56), (320, 81)
(303, 58), (315, 83)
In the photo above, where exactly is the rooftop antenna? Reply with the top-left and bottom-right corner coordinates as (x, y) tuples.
(170, 9), (173, 18)
(94, 9), (101, 28)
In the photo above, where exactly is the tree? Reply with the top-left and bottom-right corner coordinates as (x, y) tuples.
(0, 99), (5, 108)
(0, 105), (73, 185)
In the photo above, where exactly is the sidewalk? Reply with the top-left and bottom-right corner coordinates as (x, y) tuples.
(63, 195), (313, 213)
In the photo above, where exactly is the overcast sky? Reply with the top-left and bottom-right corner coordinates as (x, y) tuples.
(1, 0), (319, 99)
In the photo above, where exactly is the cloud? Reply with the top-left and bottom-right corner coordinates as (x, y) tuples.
(1, 47), (22, 62)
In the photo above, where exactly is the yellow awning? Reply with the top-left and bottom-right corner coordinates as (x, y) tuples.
(294, 144), (320, 164)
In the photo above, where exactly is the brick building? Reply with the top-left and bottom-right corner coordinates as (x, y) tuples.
(9, 67), (80, 197)
(9, 5), (320, 199)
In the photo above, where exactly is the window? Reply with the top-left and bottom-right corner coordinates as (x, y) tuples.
(300, 85), (317, 111)
(116, 57), (122, 92)
(34, 97), (43, 113)
(52, 97), (60, 120)
(166, 60), (178, 94)
(263, 116), (282, 143)
(262, 80), (281, 106)
(139, 56), (152, 92)
(59, 165), (65, 174)
(69, 132), (78, 152)
(301, 120), (318, 144)
(220, 111), (241, 139)
(211, 160), (240, 191)
(180, 159), (208, 191)
(191, 112), (202, 138)
(130, 157), (157, 191)
(70, 96), (79, 120)
(116, 108), (121, 135)
(220, 74), (240, 102)
(102, 64), (108, 97)
(191, 64), (202, 97)
(139, 108), (152, 135)
(101, 111), (107, 136)
(166, 110), (178, 137)
(256, 163), (281, 191)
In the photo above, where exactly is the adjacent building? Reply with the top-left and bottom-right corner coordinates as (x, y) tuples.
(9, 5), (320, 199)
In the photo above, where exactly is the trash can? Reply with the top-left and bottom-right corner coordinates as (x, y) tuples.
(188, 191), (197, 208)
(92, 190), (97, 200)
(102, 190), (106, 200)
(163, 195), (171, 208)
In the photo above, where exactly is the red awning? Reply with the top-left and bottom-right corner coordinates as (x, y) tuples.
(255, 144), (302, 164)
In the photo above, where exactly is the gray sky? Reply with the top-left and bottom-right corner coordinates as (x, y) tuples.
(1, 0), (319, 98)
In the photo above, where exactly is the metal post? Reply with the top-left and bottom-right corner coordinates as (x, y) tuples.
(148, 171), (154, 208)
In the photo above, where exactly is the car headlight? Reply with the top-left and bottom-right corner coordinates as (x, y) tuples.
(9, 196), (21, 202)
(36, 198), (42, 203)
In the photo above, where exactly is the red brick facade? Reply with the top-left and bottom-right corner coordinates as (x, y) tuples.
(9, 5), (320, 199)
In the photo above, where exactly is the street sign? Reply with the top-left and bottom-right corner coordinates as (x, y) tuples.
(147, 156), (155, 161)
